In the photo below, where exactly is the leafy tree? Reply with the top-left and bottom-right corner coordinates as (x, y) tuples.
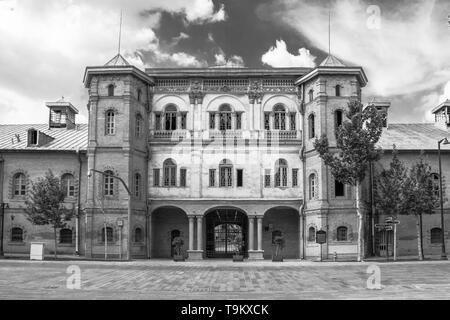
(25, 170), (75, 259)
(403, 157), (439, 260)
(314, 101), (384, 261)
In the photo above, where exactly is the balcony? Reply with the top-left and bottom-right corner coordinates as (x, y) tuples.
(150, 130), (189, 141)
(149, 130), (302, 142)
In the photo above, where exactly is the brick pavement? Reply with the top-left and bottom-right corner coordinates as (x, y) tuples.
(0, 259), (450, 299)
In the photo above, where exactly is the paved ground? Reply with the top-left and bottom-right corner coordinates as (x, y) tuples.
(0, 258), (450, 299)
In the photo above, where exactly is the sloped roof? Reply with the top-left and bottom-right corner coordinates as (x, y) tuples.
(320, 55), (346, 67)
(105, 53), (130, 66)
(0, 124), (88, 152)
(378, 123), (450, 151)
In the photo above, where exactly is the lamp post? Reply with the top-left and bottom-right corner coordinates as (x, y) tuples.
(89, 169), (132, 261)
(438, 138), (449, 260)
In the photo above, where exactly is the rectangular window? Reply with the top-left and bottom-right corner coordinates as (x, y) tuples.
(292, 169), (298, 187)
(236, 113), (242, 130)
(264, 169), (271, 188)
(155, 114), (161, 130)
(335, 180), (345, 197)
(220, 167), (232, 187)
(153, 169), (160, 187)
(237, 169), (243, 187)
(209, 113), (215, 129)
(181, 113), (187, 129)
(209, 169), (216, 187)
(264, 113), (270, 130)
(180, 168), (187, 187)
(290, 114), (296, 130)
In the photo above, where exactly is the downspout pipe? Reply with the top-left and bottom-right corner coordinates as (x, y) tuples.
(76, 148), (82, 256)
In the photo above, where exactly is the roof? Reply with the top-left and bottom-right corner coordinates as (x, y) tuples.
(431, 100), (450, 114)
(320, 55), (346, 67)
(0, 124), (88, 152)
(378, 123), (450, 151)
(105, 53), (130, 66)
(145, 67), (311, 78)
(45, 97), (79, 114)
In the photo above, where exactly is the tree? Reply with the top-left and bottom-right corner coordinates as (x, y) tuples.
(314, 101), (384, 261)
(403, 157), (439, 260)
(25, 170), (75, 259)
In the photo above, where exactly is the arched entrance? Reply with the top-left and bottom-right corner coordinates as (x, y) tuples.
(205, 208), (248, 258)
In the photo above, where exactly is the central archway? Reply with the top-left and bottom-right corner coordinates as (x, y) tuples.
(205, 208), (248, 258)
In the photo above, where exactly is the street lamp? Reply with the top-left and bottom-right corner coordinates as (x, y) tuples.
(0, 202), (9, 257)
(89, 169), (132, 261)
(438, 138), (449, 260)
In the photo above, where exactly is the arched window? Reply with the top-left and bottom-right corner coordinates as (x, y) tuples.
(273, 105), (286, 130)
(11, 227), (23, 242)
(164, 104), (178, 131)
(431, 228), (442, 244)
(335, 180), (345, 197)
(335, 85), (341, 97)
(134, 173), (141, 198)
(219, 104), (232, 131)
(308, 89), (314, 102)
(61, 173), (75, 198)
(104, 170), (115, 196)
(272, 230), (283, 244)
(309, 173), (317, 200)
(335, 110), (343, 128)
(135, 113), (143, 138)
(275, 159), (288, 187)
(101, 227), (114, 243)
(163, 159), (177, 187)
(134, 227), (143, 243)
(60, 228), (73, 244)
(308, 114), (315, 139)
(13, 173), (26, 196)
(431, 173), (440, 198)
(308, 227), (316, 242)
(337, 226), (348, 241)
(105, 110), (115, 135)
(219, 159), (233, 187)
(107, 84), (115, 96)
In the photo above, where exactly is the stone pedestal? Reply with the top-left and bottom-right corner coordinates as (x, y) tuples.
(187, 250), (204, 260)
(248, 250), (264, 260)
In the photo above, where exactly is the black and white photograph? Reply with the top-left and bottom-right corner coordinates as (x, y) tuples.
(0, 0), (450, 308)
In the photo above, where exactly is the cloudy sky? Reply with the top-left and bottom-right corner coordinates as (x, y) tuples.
(0, 0), (450, 124)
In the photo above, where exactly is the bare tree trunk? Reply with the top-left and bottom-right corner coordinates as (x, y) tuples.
(356, 181), (364, 262)
(417, 213), (424, 260)
(53, 226), (57, 260)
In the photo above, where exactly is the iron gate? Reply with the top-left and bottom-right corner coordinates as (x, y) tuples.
(206, 209), (248, 258)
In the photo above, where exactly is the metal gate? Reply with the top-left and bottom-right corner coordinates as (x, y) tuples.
(206, 209), (247, 258)
(376, 230), (393, 257)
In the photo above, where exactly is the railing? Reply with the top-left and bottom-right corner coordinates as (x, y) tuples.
(149, 130), (302, 141)
(150, 130), (189, 140)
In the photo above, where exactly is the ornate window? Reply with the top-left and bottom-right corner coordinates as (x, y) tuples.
(105, 110), (115, 135)
(335, 110), (343, 128)
(290, 113), (296, 130)
(164, 105), (177, 131)
(264, 169), (271, 188)
(308, 227), (316, 242)
(104, 170), (115, 196)
(163, 159), (177, 187)
(13, 173), (26, 196)
(337, 226), (348, 241)
(219, 159), (233, 187)
(134, 227), (143, 243)
(335, 180), (345, 197)
(180, 168), (187, 187)
(181, 113), (187, 129)
(219, 104), (232, 131)
(60, 229), (73, 244)
(308, 114), (315, 139)
(236, 169), (243, 187)
(209, 113), (215, 129)
(236, 113), (242, 130)
(308, 89), (314, 102)
(431, 173), (440, 198)
(134, 173), (141, 198)
(155, 113), (161, 130)
(135, 113), (143, 138)
(61, 173), (75, 198)
(309, 173), (317, 200)
(11, 227), (23, 242)
(264, 113), (270, 130)
(292, 169), (299, 187)
(153, 169), (160, 187)
(274, 105), (286, 130)
(209, 169), (216, 187)
(107, 84), (114, 96)
(275, 159), (288, 187)
(335, 85), (341, 97)
(431, 227), (442, 244)
(101, 227), (114, 243)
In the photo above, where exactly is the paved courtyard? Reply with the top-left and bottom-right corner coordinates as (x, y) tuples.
(0, 258), (450, 299)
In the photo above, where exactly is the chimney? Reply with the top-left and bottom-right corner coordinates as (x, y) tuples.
(432, 100), (450, 130)
(45, 97), (79, 129)
(367, 99), (391, 128)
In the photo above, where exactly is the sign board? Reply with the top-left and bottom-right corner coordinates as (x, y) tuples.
(30, 242), (45, 260)
(316, 230), (327, 244)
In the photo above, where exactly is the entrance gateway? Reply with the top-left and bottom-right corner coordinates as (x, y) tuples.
(205, 208), (248, 258)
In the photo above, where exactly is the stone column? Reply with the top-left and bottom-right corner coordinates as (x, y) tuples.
(215, 113), (220, 130)
(197, 216), (203, 251)
(187, 215), (203, 260)
(249, 103), (254, 130)
(257, 216), (263, 251)
(286, 113), (290, 131)
(269, 113), (274, 130)
(188, 216), (194, 251)
(190, 103), (195, 130)
(248, 216), (255, 251)
(176, 113), (181, 130)
(231, 113), (237, 130)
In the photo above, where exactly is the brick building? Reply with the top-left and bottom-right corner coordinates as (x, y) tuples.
(0, 53), (449, 260)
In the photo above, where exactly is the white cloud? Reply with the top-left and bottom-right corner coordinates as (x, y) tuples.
(261, 40), (316, 68)
(213, 50), (245, 68)
(184, 1), (227, 24)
